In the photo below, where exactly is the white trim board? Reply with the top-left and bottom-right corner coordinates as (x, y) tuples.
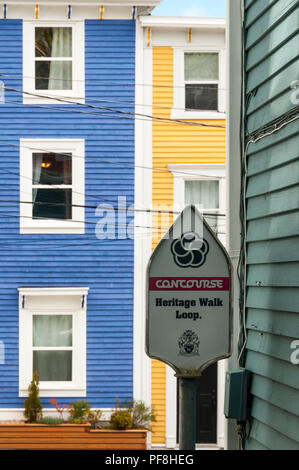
(3, 3), (160, 20)
(18, 287), (90, 296)
(139, 17), (226, 29)
(133, 18), (152, 411)
(0, 408), (113, 421)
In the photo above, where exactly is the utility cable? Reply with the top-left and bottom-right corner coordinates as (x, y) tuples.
(3, 86), (226, 129)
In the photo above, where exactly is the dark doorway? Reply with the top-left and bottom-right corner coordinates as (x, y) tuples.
(177, 363), (218, 444)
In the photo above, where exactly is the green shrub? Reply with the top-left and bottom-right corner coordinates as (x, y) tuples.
(127, 400), (156, 431)
(87, 409), (103, 429)
(37, 417), (64, 425)
(24, 371), (43, 423)
(68, 400), (90, 423)
(109, 410), (133, 430)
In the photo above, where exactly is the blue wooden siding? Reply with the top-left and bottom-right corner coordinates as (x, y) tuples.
(0, 19), (136, 408)
(243, 0), (299, 450)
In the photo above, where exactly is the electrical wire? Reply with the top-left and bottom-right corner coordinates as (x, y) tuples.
(0, 209), (226, 251)
(3, 86), (226, 129)
(0, 73), (227, 114)
(0, 149), (227, 219)
(238, 110), (299, 361)
(0, 72), (228, 92)
(237, 112), (299, 365)
(0, 138), (226, 182)
(0, 210), (178, 232)
(0, 197), (227, 219)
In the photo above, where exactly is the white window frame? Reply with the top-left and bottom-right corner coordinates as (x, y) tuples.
(19, 287), (89, 398)
(171, 47), (226, 120)
(23, 21), (85, 104)
(168, 164), (226, 246)
(20, 139), (85, 234)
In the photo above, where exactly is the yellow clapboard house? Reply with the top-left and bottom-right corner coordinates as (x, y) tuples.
(137, 16), (227, 448)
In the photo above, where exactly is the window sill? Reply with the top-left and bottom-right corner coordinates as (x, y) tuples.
(171, 109), (226, 120)
(23, 93), (85, 106)
(20, 223), (85, 235)
(19, 386), (86, 398)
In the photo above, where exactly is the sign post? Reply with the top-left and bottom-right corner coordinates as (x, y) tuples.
(145, 205), (233, 450)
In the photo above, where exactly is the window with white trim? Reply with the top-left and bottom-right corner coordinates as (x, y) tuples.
(184, 52), (219, 111)
(169, 164), (226, 246)
(20, 139), (85, 234)
(23, 21), (85, 103)
(19, 287), (88, 397)
(185, 180), (220, 234)
(172, 48), (225, 120)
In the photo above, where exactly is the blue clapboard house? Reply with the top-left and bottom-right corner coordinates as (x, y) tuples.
(0, 0), (160, 419)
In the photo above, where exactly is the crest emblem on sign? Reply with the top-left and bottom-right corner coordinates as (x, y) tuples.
(178, 330), (200, 357)
(171, 232), (209, 268)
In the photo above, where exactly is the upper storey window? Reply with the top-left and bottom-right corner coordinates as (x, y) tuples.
(184, 53), (219, 111)
(35, 27), (73, 91)
(172, 48), (225, 120)
(23, 22), (84, 104)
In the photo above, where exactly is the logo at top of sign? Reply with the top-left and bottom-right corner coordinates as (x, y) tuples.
(171, 232), (209, 268)
(178, 330), (200, 357)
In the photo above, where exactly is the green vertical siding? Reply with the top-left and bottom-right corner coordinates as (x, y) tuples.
(243, 0), (299, 450)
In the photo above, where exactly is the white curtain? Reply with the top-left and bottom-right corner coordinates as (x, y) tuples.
(49, 28), (72, 90)
(185, 180), (219, 233)
(33, 315), (73, 382)
(32, 154), (43, 204)
(185, 180), (219, 208)
(33, 315), (72, 347)
(185, 53), (219, 81)
(33, 154), (43, 185)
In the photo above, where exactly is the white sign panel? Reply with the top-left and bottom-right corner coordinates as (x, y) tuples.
(146, 205), (233, 377)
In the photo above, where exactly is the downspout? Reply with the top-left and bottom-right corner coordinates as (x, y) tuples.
(226, 0), (243, 450)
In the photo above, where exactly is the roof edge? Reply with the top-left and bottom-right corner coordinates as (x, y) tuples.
(139, 16), (226, 29)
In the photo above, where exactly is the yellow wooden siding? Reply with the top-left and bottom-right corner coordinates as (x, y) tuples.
(151, 46), (226, 444)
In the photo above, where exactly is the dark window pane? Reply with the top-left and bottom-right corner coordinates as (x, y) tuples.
(35, 61), (72, 90)
(32, 189), (72, 220)
(33, 350), (72, 382)
(35, 27), (72, 58)
(33, 153), (72, 185)
(185, 84), (218, 111)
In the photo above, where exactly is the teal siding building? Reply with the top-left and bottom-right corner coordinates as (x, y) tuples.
(229, 0), (299, 450)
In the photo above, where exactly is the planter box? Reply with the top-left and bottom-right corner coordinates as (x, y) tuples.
(0, 424), (147, 450)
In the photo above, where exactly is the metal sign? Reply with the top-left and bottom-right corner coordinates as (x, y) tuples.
(146, 205), (233, 377)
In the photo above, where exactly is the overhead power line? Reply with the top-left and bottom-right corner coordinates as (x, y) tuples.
(0, 72), (227, 113)
(3, 86), (226, 129)
(0, 198), (226, 219)
(0, 140), (227, 181)
(0, 72), (228, 92)
(0, 211), (226, 234)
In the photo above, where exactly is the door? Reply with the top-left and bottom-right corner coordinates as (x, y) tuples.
(195, 363), (217, 443)
(177, 363), (218, 444)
